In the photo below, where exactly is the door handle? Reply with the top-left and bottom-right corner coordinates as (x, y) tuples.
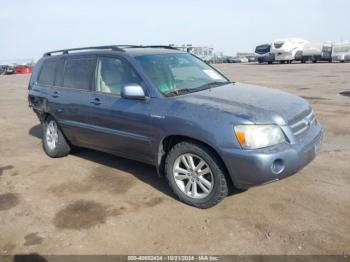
(52, 91), (60, 98)
(90, 97), (101, 105)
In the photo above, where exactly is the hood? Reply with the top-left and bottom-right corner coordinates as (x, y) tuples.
(175, 83), (310, 125)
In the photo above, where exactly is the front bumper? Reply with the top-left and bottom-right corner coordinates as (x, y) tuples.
(220, 122), (323, 189)
(257, 54), (274, 63)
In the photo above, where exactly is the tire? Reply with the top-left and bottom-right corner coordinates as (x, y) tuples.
(165, 141), (228, 208)
(42, 117), (70, 158)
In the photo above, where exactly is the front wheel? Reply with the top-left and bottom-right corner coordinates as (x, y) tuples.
(42, 117), (71, 158)
(165, 141), (228, 208)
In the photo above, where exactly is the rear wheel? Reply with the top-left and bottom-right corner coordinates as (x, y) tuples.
(165, 141), (228, 208)
(42, 117), (70, 158)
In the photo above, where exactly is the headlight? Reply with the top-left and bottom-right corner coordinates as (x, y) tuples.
(234, 125), (285, 149)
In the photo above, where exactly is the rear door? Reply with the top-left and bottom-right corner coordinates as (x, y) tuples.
(51, 55), (97, 146)
(29, 57), (58, 119)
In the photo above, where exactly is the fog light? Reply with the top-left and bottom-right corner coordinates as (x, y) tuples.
(271, 159), (284, 174)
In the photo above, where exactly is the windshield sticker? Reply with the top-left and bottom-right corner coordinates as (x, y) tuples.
(203, 69), (224, 80)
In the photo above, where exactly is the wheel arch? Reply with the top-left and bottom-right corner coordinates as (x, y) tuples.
(36, 111), (58, 125)
(39, 112), (72, 146)
(157, 135), (234, 188)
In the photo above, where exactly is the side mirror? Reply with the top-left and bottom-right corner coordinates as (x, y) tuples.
(121, 84), (146, 100)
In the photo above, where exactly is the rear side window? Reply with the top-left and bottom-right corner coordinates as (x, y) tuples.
(54, 59), (65, 87)
(63, 58), (95, 90)
(38, 60), (57, 86)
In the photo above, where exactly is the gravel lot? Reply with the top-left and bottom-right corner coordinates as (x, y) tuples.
(0, 63), (349, 255)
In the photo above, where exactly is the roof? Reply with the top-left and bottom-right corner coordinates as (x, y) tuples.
(272, 38), (309, 44)
(124, 47), (184, 56)
(43, 45), (185, 57)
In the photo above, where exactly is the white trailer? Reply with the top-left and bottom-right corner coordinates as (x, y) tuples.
(332, 42), (350, 62)
(270, 38), (309, 63)
(301, 42), (333, 63)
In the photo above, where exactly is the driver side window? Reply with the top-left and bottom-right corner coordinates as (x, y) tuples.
(96, 57), (141, 95)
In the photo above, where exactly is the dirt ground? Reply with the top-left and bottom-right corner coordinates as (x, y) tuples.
(0, 63), (349, 255)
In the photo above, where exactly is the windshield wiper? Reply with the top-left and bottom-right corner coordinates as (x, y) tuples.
(164, 81), (231, 97)
(164, 88), (192, 97)
(194, 81), (231, 91)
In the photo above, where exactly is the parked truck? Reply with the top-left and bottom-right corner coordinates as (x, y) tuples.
(255, 44), (275, 64)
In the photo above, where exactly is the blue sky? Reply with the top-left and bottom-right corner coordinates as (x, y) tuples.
(0, 0), (349, 61)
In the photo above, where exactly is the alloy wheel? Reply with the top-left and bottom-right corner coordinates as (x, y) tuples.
(173, 153), (214, 199)
(46, 120), (58, 150)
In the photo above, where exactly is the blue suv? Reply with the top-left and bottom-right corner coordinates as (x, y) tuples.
(28, 45), (323, 208)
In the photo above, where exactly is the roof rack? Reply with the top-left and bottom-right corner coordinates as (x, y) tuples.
(139, 45), (180, 50)
(43, 45), (131, 57)
(43, 45), (180, 57)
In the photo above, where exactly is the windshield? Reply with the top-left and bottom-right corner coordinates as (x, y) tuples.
(274, 41), (285, 49)
(255, 45), (270, 54)
(135, 53), (230, 96)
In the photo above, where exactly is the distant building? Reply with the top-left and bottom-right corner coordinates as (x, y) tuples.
(170, 44), (214, 62)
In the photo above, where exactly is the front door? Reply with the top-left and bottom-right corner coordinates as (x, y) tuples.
(85, 55), (157, 164)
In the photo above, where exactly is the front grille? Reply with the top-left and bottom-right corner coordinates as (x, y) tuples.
(289, 110), (316, 137)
